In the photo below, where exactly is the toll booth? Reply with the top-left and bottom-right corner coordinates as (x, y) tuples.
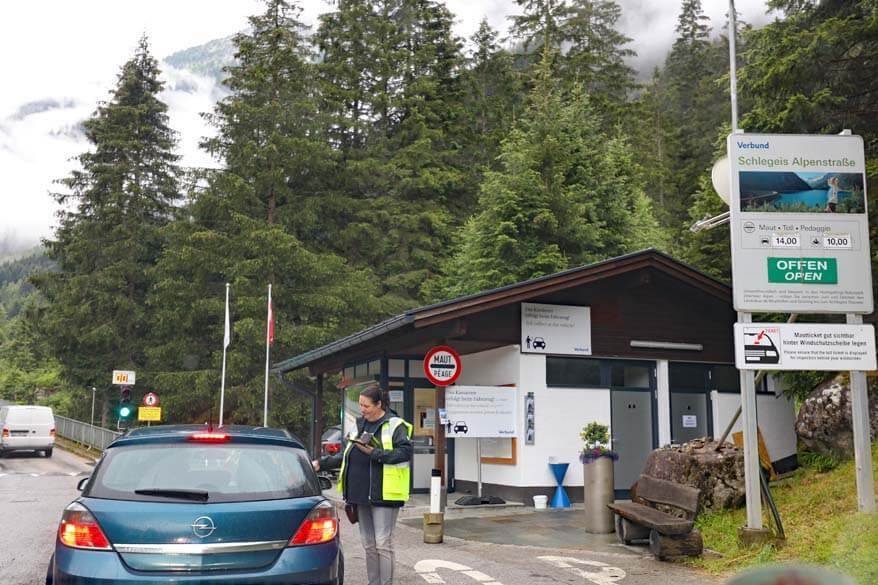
(274, 249), (797, 501)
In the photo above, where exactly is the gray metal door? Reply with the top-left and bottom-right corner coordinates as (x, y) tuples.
(611, 390), (654, 493)
(671, 393), (709, 444)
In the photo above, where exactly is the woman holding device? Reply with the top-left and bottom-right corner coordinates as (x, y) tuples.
(314, 384), (413, 585)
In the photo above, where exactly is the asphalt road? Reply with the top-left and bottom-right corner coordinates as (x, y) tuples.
(0, 446), (93, 584)
(0, 446), (720, 585)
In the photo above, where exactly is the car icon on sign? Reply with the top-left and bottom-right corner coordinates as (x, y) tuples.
(454, 422), (468, 434)
(532, 337), (546, 349)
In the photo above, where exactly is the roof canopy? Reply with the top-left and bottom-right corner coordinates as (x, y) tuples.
(272, 249), (733, 376)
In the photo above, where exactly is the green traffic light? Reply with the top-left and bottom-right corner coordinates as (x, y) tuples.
(119, 405), (132, 418)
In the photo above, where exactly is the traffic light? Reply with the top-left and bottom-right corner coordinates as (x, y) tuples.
(118, 388), (133, 420)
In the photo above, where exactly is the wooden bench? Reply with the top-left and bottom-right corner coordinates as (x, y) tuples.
(607, 474), (703, 560)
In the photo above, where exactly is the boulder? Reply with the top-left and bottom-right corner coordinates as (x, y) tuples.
(641, 438), (745, 513)
(796, 374), (878, 461)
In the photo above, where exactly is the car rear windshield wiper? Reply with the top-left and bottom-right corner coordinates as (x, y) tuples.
(134, 488), (209, 502)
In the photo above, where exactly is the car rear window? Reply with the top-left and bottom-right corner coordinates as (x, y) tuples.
(87, 443), (321, 503)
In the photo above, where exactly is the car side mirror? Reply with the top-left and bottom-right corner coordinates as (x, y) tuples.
(318, 476), (332, 491)
(77, 477), (89, 492)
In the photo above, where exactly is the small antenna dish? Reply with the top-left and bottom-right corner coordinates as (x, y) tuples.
(711, 156), (731, 206)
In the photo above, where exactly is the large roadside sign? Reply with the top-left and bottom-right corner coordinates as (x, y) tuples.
(424, 346), (462, 387)
(727, 133), (873, 313)
(734, 323), (876, 371)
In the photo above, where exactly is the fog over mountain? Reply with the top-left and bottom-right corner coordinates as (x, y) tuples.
(0, 0), (774, 249)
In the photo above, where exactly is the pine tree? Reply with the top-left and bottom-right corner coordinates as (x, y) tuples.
(425, 52), (661, 299)
(202, 0), (333, 240)
(147, 0), (394, 427)
(33, 37), (180, 390)
(315, 0), (471, 300)
(562, 0), (636, 115)
(458, 20), (524, 184)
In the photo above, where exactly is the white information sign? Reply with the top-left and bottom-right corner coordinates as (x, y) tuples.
(444, 385), (517, 438)
(734, 323), (876, 371)
(388, 390), (404, 403)
(728, 133), (873, 314)
(521, 303), (591, 355)
(682, 415), (698, 428)
(112, 370), (136, 385)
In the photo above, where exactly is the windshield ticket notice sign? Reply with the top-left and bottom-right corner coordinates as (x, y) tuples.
(727, 133), (873, 314)
(734, 323), (876, 371)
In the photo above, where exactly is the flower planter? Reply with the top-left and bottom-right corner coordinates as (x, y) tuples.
(583, 456), (614, 534)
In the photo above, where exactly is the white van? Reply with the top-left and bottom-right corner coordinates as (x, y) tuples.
(0, 405), (55, 457)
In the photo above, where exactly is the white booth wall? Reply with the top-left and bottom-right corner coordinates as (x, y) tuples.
(452, 347), (798, 491)
(454, 345), (611, 489)
(711, 379), (798, 464)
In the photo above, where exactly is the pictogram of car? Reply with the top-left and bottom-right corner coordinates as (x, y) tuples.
(453, 422), (468, 434)
(532, 337), (546, 349)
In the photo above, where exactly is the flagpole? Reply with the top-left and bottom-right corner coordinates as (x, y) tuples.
(263, 284), (272, 427)
(219, 283), (230, 427)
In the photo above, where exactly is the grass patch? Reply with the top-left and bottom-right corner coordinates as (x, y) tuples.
(689, 444), (878, 584)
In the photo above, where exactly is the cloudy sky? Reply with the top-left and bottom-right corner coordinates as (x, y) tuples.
(0, 0), (776, 250)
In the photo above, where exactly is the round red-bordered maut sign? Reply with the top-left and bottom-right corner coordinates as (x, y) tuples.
(423, 345), (462, 387)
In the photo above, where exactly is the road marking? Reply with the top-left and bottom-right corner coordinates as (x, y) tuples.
(415, 559), (503, 585)
(538, 556), (626, 585)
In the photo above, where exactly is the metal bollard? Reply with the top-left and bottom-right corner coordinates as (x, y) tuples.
(424, 469), (444, 543)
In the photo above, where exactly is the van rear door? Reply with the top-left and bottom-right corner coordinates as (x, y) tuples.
(1, 406), (55, 453)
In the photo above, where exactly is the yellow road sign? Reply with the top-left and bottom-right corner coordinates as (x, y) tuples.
(138, 406), (161, 422)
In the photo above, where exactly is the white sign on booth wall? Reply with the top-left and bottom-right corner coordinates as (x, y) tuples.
(734, 323), (876, 371)
(444, 385), (517, 438)
(728, 133), (873, 314)
(521, 303), (591, 355)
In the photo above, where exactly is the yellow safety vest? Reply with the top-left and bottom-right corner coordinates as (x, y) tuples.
(338, 416), (413, 502)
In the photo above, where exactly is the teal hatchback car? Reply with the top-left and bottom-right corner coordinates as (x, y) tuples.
(47, 425), (343, 584)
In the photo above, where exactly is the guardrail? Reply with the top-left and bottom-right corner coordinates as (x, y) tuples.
(55, 415), (121, 451)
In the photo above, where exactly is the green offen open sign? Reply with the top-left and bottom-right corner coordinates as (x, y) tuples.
(767, 257), (838, 284)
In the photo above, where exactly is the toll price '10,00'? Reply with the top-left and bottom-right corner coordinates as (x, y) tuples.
(823, 234), (852, 249)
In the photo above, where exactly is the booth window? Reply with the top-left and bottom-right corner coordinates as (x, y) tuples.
(546, 357), (601, 387)
(610, 363), (651, 388)
(710, 365), (740, 392)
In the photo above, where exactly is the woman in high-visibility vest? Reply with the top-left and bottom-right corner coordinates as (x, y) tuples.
(314, 384), (413, 585)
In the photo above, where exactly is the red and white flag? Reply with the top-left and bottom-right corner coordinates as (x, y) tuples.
(267, 296), (275, 346)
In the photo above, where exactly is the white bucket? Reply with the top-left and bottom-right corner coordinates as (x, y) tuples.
(533, 495), (548, 509)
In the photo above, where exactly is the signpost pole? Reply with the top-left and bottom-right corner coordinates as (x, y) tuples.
(738, 313), (763, 530)
(847, 313), (876, 513)
(90, 387), (96, 450)
(476, 439), (482, 499)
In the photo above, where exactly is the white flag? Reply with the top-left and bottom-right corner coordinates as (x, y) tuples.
(223, 284), (231, 348)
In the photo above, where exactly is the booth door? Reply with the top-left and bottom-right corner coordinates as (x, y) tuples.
(611, 389), (655, 495)
(409, 385), (450, 491)
(670, 392), (710, 444)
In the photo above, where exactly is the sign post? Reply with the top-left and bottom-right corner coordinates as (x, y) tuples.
(728, 131), (875, 519)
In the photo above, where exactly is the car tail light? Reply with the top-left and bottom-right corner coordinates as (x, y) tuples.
(58, 502), (112, 550)
(189, 432), (230, 443)
(50, 428), (56, 438)
(1, 428), (7, 439)
(289, 501), (338, 546)
(323, 442), (341, 455)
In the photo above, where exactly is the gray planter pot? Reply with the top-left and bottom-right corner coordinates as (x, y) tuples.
(583, 457), (615, 533)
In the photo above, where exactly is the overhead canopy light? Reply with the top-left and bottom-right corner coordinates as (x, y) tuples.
(630, 340), (703, 352)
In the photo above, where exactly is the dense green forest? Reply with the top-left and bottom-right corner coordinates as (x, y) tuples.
(2, 0), (877, 441)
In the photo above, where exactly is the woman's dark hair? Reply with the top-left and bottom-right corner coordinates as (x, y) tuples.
(359, 384), (388, 409)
